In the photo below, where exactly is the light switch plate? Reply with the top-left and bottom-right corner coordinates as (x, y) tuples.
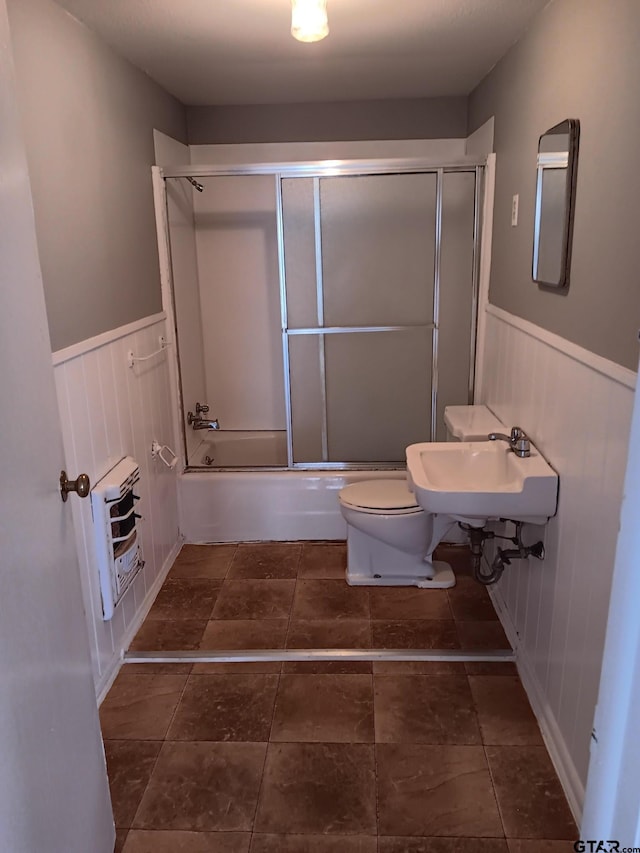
(511, 194), (519, 227)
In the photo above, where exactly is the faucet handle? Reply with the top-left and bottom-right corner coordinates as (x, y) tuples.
(510, 426), (531, 457)
(195, 402), (209, 415)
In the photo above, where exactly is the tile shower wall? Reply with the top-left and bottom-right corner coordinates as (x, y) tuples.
(53, 314), (181, 699)
(478, 304), (636, 818)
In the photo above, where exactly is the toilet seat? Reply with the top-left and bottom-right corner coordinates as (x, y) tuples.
(339, 478), (455, 589)
(339, 480), (423, 515)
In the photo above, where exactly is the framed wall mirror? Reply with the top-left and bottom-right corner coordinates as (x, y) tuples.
(532, 118), (580, 290)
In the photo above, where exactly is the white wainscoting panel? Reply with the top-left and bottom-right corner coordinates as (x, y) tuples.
(480, 306), (636, 819)
(53, 317), (181, 698)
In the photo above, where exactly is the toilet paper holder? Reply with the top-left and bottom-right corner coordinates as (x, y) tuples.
(151, 441), (178, 469)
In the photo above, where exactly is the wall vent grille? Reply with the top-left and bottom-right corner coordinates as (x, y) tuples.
(90, 456), (144, 620)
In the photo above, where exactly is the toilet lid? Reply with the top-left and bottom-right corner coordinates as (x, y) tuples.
(339, 479), (420, 511)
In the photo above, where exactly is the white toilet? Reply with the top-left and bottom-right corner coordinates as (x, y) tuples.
(338, 405), (505, 589)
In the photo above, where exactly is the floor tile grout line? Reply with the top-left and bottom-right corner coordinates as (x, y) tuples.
(124, 740), (164, 834)
(162, 663), (197, 742)
(371, 668), (381, 841)
(116, 660), (191, 832)
(101, 667), (184, 831)
(467, 671), (488, 749)
(225, 544), (237, 581)
(483, 741), (509, 841)
(115, 544), (227, 835)
(287, 545), (302, 642)
(248, 545), (299, 833)
(251, 667), (283, 836)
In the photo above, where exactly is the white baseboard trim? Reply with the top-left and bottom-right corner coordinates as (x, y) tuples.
(96, 535), (184, 705)
(52, 312), (167, 366)
(488, 583), (585, 826)
(486, 304), (637, 390)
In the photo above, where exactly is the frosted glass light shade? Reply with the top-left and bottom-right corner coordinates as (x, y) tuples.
(291, 0), (329, 43)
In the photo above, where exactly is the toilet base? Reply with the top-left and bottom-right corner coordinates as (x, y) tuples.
(342, 520), (458, 589)
(346, 559), (455, 589)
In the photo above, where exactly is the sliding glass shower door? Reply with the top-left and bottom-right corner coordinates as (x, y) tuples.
(280, 169), (478, 466)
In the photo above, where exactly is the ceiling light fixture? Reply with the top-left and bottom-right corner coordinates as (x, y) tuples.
(291, 0), (329, 43)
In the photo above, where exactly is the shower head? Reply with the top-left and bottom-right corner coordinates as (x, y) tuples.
(186, 176), (204, 192)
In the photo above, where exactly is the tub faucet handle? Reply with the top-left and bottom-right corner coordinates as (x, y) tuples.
(195, 402), (209, 415)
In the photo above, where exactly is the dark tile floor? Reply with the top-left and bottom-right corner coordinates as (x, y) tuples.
(103, 542), (578, 852)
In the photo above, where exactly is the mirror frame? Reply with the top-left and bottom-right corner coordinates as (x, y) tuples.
(532, 118), (580, 291)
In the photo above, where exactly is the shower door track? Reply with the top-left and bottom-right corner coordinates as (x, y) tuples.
(124, 648), (514, 664)
(158, 157), (487, 181)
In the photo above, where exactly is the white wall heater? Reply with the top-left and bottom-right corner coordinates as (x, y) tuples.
(90, 456), (144, 620)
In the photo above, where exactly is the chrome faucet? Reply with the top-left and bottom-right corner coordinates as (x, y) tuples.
(488, 426), (531, 457)
(187, 404), (220, 431)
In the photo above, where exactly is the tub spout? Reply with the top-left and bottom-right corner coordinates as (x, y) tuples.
(187, 412), (220, 430)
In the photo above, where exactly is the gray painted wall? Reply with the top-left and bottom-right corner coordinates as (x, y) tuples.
(187, 97), (467, 145)
(469, 0), (640, 370)
(8, 0), (187, 351)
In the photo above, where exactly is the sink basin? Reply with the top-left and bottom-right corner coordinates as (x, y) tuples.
(406, 440), (558, 524)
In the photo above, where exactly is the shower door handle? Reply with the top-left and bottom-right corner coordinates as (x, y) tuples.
(59, 470), (91, 502)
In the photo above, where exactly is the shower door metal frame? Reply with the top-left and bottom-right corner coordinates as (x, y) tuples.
(158, 157), (486, 471)
(275, 164), (484, 469)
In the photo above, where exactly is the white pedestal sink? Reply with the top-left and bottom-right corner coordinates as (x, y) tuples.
(406, 440), (558, 525)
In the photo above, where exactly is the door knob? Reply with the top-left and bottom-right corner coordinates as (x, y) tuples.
(60, 470), (91, 502)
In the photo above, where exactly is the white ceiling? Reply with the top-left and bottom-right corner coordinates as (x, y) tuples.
(53, 0), (550, 106)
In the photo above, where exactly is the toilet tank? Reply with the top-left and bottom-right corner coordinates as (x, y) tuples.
(444, 405), (505, 442)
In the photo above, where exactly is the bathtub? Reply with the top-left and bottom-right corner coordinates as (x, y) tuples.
(190, 430), (287, 468)
(178, 468), (406, 543)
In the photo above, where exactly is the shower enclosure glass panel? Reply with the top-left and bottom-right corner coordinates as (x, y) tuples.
(287, 330), (433, 464)
(282, 173), (439, 465)
(325, 330), (433, 462)
(288, 335), (324, 463)
(282, 178), (318, 329)
(320, 174), (436, 327)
